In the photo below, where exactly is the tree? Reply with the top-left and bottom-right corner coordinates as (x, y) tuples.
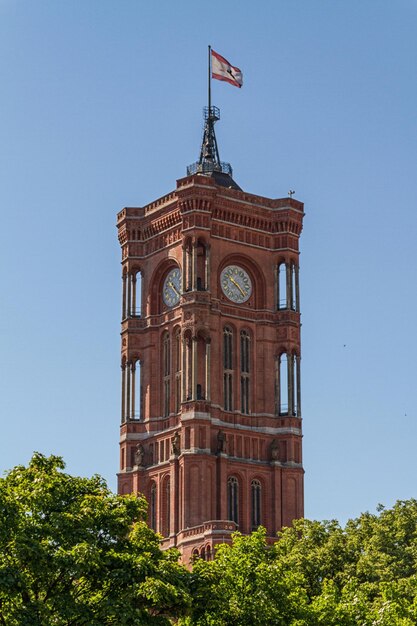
(182, 501), (417, 626)
(0, 453), (190, 625)
(181, 528), (310, 626)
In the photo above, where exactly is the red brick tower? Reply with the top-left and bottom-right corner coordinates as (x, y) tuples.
(117, 106), (304, 562)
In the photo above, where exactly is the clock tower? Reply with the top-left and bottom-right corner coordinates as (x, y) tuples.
(117, 106), (304, 562)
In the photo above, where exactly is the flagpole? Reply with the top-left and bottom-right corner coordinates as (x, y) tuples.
(208, 44), (211, 112)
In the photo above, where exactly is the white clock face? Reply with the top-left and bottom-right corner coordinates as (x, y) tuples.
(163, 268), (181, 307)
(220, 265), (252, 303)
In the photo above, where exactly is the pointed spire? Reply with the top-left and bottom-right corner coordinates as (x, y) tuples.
(187, 106), (237, 185)
(199, 106), (221, 169)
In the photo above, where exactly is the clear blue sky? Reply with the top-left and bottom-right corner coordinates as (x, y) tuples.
(1, 0), (416, 525)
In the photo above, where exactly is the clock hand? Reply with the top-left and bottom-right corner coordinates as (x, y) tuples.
(229, 276), (245, 297)
(169, 281), (180, 297)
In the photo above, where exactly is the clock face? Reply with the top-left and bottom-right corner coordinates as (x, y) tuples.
(163, 268), (181, 307)
(220, 265), (252, 303)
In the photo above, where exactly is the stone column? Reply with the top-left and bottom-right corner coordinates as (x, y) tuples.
(275, 356), (280, 415)
(122, 273), (127, 319)
(126, 361), (131, 420)
(295, 264), (300, 312)
(205, 244), (211, 290)
(217, 454), (228, 520)
(132, 275), (137, 316)
(274, 264), (279, 310)
(286, 263), (291, 310)
(296, 356), (301, 417)
(292, 354), (297, 415)
(182, 337), (187, 402)
(187, 246), (192, 291)
(127, 274), (132, 317)
(191, 336), (198, 400)
(191, 240), (197, 291)
(272, 463), (282, 532)
(121, 364), (126, 422)
(172, 459), (179, 538)
(130, 361), (136, 419)
(182, 247), (187, 292)
(205, 339), (211, 401)
(287, 354), (292, 416)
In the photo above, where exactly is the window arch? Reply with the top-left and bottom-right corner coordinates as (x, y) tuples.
(227, 476), (239, 524)
(251, 479), (262, 530)
(223, 326), (233, 411)
(240, 330), (250, 414)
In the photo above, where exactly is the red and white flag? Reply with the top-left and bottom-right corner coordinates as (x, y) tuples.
(211, 49), (243, 88)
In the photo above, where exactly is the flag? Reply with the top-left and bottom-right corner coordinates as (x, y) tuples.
(211, 49), (243, 88)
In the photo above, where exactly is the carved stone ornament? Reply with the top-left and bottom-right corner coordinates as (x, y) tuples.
(217, 429), (227, 454)
(270, 439), (279, 461)
(171, 431), (180, 456)
(134, 443), (145, 467)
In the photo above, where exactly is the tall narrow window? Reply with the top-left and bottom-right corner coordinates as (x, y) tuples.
(277, 262), (287, 310)
(150, 482), (157, 531)
(240, 330), (250, 414)
(227, 476), (239, 524)
(162, 332), (170, 417)
(165, 479), (171, 537)
(289, 353), (301, 417)
(279, 353), (289, 415)
(290, 263), (296, 311)
(133, 359), (142, 419)
(251, 479), (262, 529)
(223, 327), (233, 411)
(175, 329), (181, 413)
(133, 270), (142, 316)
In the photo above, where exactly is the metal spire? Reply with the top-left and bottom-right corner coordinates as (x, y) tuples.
(187, 45), (233, 178)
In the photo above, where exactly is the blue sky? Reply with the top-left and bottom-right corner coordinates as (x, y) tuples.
(1, 0), (416, 525)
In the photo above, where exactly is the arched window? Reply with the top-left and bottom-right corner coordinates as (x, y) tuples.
(123, 270), (142, 318)
(121, 359), (142, 422)
(227, 476), (239, 524)
(276, 352), (301, 417)
(174, 329), (181, 413)
(276, 262), (299, 311)
(133, 359), (142, 419)
(278, 353), (288, 415)
(223, 327), (233, 411)
(162, 332), (170, 417)
(150, 482), (157, 531)
(251, 479), (262, 529)
(164, 479), (171, 537)
(240, 331), (250, 414)
(277, 262), (287, 310)
(133, 270), (142, 316)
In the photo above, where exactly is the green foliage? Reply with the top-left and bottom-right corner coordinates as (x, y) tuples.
(0, 453), (190, 625)
(2, 454), (417, 626)
(183, 500), (417, 626)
